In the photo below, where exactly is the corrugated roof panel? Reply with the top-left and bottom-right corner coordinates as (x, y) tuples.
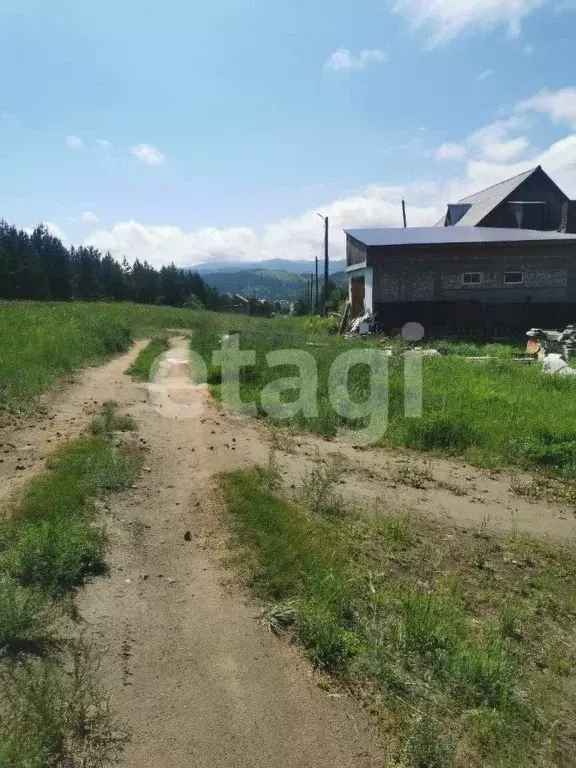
(454, 167), (538, 226)
(345, 226), (576, 248)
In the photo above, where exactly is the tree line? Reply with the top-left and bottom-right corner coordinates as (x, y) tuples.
(0, 220), (221, 308)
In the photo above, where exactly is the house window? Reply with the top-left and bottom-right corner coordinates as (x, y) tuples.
(462, 272), (482, 285)
(504, 271), (523, 285)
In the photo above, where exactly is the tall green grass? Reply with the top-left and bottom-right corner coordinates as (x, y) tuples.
(0, 301), (210, 411)
(220, 466), (576, 767)
(192, 317), (576, 476)
(0, 403), (140, 765)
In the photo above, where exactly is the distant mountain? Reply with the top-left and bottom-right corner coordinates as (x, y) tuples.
(201, 267), (347, 301)
(191, 258), (346, 275)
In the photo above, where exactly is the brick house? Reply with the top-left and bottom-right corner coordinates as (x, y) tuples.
(346, 168), (576, 335)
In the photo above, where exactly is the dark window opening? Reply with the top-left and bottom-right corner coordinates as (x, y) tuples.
(504, 272), (523, 285)
(462, 272), (482, 285)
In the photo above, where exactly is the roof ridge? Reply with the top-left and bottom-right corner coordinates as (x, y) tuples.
(458, 165), (539, 203)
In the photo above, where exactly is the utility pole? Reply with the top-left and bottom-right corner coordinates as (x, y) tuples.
(315, 256), (319, 314)
(317, 213), (329, 314)
(402, 199), (407, 228)
(309, 274), (313, 314)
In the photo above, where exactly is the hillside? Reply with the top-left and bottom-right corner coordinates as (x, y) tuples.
(193, 258), (346, 275)
(202, 267), (347, 300)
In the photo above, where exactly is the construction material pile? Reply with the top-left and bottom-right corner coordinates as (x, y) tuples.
(526, 324), (576, 375)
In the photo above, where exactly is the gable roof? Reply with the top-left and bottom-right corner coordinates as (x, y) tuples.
(448, 167), (539, 227)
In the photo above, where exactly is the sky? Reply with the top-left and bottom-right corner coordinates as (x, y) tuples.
(2, 0), (576, 267)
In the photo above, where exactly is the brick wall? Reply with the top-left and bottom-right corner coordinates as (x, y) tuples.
(369, 242), (575, 304)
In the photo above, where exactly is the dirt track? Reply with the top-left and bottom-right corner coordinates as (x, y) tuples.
(2, 336), (575, 767)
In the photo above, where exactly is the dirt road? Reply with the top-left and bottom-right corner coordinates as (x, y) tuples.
(78, 337), (381, 768)
(0, 341), (148, 514)
(2, 336), (575, 767)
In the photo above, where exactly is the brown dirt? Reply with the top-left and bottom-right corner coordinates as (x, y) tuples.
(3, 335), (575, 767)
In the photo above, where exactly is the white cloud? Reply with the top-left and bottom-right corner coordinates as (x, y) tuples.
(434, 142), (467, 161)
(468, 117), (530, 161)
(517, 86), (576, 128)
(44, 222), (68, 243)
(434, 117), (530, 164)
(131, 143), (165, 165)
(66, 135), (84, 150)
(393, 0), (546, 45)
(85, 185), (440, 269)
(81, 211), (100, 225)
(84, 122), (576, 270)
(83, 87), (576, 271)
(324, 48), (387, 72)
(477, 68), (495, 81)
(96, 139), (112, 150)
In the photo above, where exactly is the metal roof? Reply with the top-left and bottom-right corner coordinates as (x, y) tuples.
(452, 167), (539, 226)
(345, 226), (576, 248)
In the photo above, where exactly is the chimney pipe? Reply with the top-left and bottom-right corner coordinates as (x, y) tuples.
(560, 200), (569, 233)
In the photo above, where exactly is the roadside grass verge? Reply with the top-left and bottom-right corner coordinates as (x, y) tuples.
(125, 335), (170, 381)
(0, 402), (141, 765)
(219, 465), (576, 767)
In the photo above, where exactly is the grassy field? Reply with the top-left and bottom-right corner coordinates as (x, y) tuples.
(221, 463), (576, 767)
(3, 301), (576, 476)
(0, 301), (209, 412)
(191, 314), (576, 478)
(0, 402), (142, 766)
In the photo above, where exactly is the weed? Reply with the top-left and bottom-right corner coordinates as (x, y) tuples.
(300, 458), (346, 517)
(375, 514), (413, 548)
(0, 575), (52, 653)
(0, 401), (138, 766)
(90, 401), (136, 436)
(395, 711), (457, 768)
(0, 645), (128, 768)
(18, 474), (89, 523)
(392, 462), (434, 489)
(263, 448), (282, 491)
(258, 599), (298, 634)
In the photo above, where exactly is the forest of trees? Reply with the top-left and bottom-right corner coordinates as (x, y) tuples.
(0, 220), (222, 308)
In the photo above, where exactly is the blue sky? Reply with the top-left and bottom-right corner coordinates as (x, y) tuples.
(2, 0), (576, 266)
